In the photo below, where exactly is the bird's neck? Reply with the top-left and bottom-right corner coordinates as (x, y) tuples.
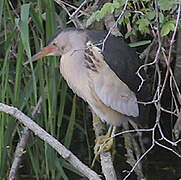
(60, 49), (90, 100)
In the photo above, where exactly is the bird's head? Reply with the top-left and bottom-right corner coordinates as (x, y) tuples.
(24, 28), (86, 65)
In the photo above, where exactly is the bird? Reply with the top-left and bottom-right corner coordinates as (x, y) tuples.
(24, 28), (150, 160)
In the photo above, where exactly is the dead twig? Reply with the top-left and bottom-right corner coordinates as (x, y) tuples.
(8, 97), (42, 180)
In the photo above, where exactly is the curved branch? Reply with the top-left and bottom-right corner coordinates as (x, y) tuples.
(0, 103), (101, 180)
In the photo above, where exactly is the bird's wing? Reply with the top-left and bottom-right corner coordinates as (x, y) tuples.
(85, 42), (139, 117)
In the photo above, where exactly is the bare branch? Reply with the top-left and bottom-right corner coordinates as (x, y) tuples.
(54, 0), (85, 28)
(69, 0), (92, 20)
(0, 103), (101, 180)
(8, 127), (30, 180)
(9, 97), (42, 180)
(100, 152), (117, 180)
(91, 112), (117, 180)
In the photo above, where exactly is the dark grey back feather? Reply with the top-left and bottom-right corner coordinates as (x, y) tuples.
(86, 30), (151, 127)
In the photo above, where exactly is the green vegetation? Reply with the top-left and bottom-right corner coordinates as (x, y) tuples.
(0, 0), (180, 179)
(87, 0), (180, 37)
(0, 1), (90, 179)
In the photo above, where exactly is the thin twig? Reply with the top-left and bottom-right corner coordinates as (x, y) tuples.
(122, 1), (181, 178)
(123, 123), (157, 180)
(69, 0), (92, 20)
(101, 0), (129, 51)
(9, 97), (42, 180)
(155, 141), (181, 158)
(159, 3), (181, 100)
(59, 0), (89, 16)
(54, 0), (84, 28)
(122, 121), (145, 180)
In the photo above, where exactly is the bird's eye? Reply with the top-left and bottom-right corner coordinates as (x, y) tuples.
(52, 42), (57, 46)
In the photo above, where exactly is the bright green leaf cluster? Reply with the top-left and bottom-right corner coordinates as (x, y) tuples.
(136, 17), (150, 34)
(158, 0), (178, 11)
(87, 0), (180, 38)
(161, 20), (176, 36)
(86, 1), (124, 27)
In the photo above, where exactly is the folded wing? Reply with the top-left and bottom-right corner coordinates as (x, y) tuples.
(85, 42), (139, 117)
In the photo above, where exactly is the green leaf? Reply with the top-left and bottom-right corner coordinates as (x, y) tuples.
(124, 17), (130, 24)
(30, 6), (44, 35)
(158, 0), (177, 11)
(159, 13), (164, 23)
(161, 21), (175, 36)
(20, 4), (31, 58)
(136, 17), (150, 34)
(132, 14), (138, 23)
(113, 0), (121, 8)
(64, 95), (76, 148)
(137, 17), (149, 27)
(147, 11), (155, 20)
(113, 0), (126, 7)
(20, 3), (37, 103)
(125, 11), (131, 17)
(128, 40), (151, 47)
(86, 11), (100, 27)
(86, 1), (119, 27)
(114, 8), (121, 17)
(56, 161), (69, 180)
(118, 16), (124, 25)
(98, 2), (114, 20)
(125, 30), (136, 39)
(0, 0), (4, 29)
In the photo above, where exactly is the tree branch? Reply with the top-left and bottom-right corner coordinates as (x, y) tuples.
(9, 97), (42, 180)
(0, 103), (101, 180)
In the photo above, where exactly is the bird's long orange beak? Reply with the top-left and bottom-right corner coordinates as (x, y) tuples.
(23, 44), (57, 65)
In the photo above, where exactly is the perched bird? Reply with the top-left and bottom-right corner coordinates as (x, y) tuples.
(25, 28), (150, 156)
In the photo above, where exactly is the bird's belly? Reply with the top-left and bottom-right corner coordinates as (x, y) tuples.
(88, 88), (129, 126)
(60, 62), (127, 126)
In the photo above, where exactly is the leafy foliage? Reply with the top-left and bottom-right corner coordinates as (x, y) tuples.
(158, 0), (179, 11)
(161, 20), (176, 36)
(0, 1), (90, 179)
(87, 0), (180, 38)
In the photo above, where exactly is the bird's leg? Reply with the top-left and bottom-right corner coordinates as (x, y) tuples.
(92, 116), (116, 167)
(94, 126), (113, 153)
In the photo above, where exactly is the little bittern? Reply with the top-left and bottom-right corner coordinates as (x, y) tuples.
(25, 28), (150, 159)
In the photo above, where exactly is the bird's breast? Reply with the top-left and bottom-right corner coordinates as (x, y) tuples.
(59, 51), (92, 102)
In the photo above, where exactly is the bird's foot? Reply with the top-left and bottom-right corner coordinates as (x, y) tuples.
(91, 126), (115, 167)
(94, 133), (113, 153)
